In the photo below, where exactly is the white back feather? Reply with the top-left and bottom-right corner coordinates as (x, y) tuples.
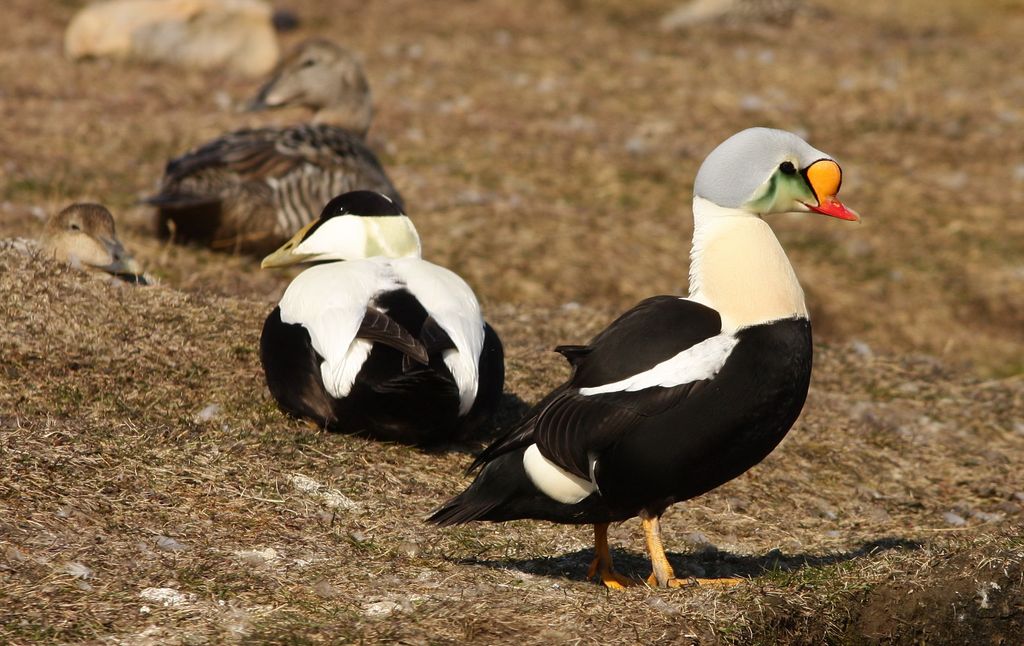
(391, 258), (484, 415)
(278, 260), (400, 398)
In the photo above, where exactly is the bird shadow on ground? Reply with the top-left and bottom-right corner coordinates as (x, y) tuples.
(425, 392), (532, 458)
(458, 536), (923, 586)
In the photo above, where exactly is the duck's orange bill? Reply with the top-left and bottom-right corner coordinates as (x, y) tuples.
(805, 159), (860, 221)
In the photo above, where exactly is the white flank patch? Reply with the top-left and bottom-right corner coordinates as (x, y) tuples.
(523, 444), (596, 504)
(579, 333), (738, 396)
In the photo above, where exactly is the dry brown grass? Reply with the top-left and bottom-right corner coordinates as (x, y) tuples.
(2, 0), (1024, 643)
(2, 246), (1022, 644)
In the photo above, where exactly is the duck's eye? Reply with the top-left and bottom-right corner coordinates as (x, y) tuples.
(69, 223), (81, 231)
(300, 58), (316, 69)
(779, 161), (797, 175)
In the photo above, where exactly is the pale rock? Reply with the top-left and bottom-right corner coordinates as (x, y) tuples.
(139, 586), (195, 606)
(65, 0), (280, 77)
(64, 562), (94, 579)
(660, 0), (802, 31)
(287, 473), (361, 511)
(942, 511), (967, 527)
(156, 535), (187, 552)
(363, 600), (406, 617)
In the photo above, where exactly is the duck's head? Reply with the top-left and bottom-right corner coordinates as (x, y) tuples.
(246, 39), (373, 136)
(41, 203), (145, 279)
(261, 191), (420, 268)
(694, 127), (859, 221)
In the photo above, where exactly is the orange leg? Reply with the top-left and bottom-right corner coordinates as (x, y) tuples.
(642, 516), (743, 589)
(586, 523), (634, 589)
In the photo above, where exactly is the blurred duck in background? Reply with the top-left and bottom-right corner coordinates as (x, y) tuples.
(147, 39), (403, 254)
(40, 203), (148, 284)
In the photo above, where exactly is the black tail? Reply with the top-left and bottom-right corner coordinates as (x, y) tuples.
(426, 452), (524, 526)
(427, 449), (609, 526)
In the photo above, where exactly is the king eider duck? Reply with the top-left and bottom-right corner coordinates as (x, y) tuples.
(428, 128), (860, 588)
(259, 190), (504, 444)
(147, 39), (403, 253)
(40, 203), (148, 284)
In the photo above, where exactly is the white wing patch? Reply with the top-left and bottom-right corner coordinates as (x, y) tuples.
(579, 333), (739, 396)
(522, 444), (597, 504)
(391, 258), (484, 415)
(279, 261), (400, 399)
(325, 339), (372, 397)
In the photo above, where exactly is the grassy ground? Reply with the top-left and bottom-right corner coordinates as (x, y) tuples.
(1, 0), (1023, 643)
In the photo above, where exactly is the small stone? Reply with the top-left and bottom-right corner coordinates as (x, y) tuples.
(814, 499), (838, 520)
(65, 562), (93, 579)
(864, 505), (891, 523)
(235, 547), (279, 566)
(646, 597), (679, 615)
(942, 512), (967, 527)
(193, 404), (221, 423)
(157, 536), (187, 552)
(312, 579), (339, 599)
(395, 540), (421, 557)
(850, 340), (874, 359)
(363, 600), (404, 617)
(739, 94), (765, 111)
(140, 587), (195, 607)
(970, 510), (1004, 523)
(5, 546), (27, 563)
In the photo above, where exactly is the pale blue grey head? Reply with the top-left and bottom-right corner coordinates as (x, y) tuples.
(694, 128), (833, 208)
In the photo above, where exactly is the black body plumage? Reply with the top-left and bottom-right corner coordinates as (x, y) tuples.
(428, 295), (812, 526)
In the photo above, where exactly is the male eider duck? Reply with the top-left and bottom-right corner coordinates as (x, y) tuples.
(41, 203), (148, 284)
(148, 39), (403, 253)
(259, 190), (504, 444)
(428, 128), (859, 588)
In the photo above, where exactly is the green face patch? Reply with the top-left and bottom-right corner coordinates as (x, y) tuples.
(744, 167), (817, 214)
